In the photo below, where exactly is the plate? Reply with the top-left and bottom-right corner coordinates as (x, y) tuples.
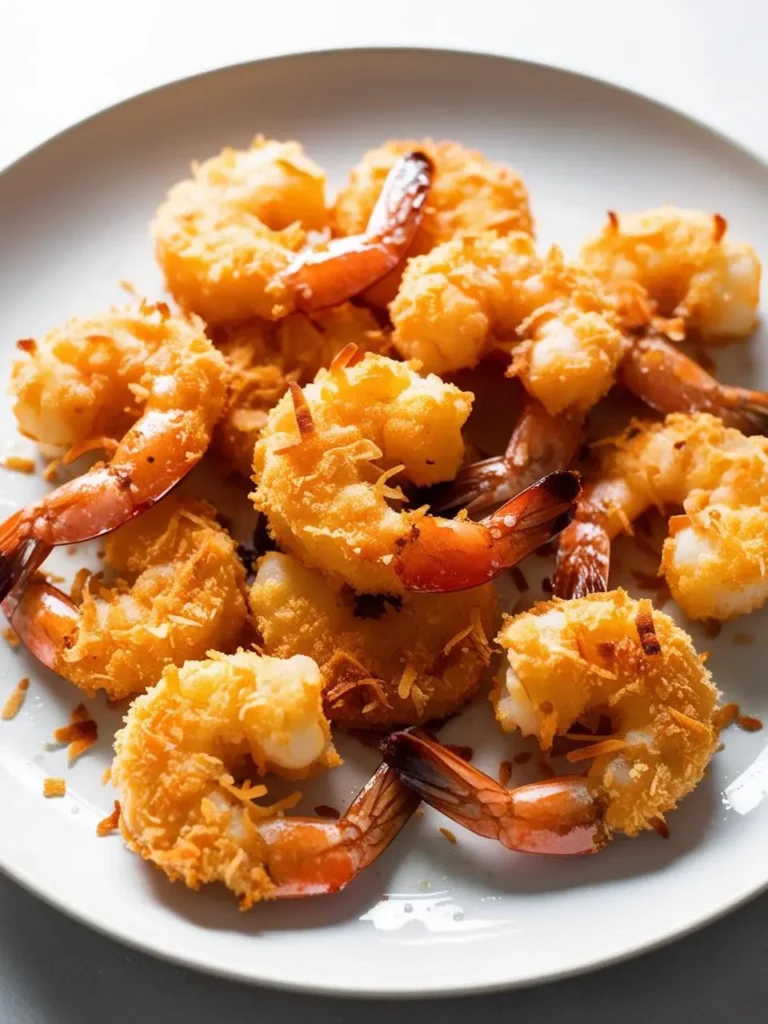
(1, 47), (768, 997)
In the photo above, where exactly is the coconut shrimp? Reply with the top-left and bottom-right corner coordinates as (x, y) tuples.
(580, 207), (761, 339)
(390, 233), (627, 415)
(334, 139), (532, 306)
(554, 412), (768, 620)
(1, 305), (227, 597)
(384, 591), (719, 849)
(428, 395), (585, 518)
(620, 331), (768, 435)
(112, 650), (418, 904)
(3, 498), (247, 700)
(153, 137), (432, 324)
(214, 304), (389, 477)
(252, 348), (580, 594)
(250, 551), (497, 729)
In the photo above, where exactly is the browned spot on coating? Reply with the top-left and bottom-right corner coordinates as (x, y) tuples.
(596, 640), (616, 660)
(636, 601), (661, 655)
(329, 342), (363, 373)
(314, 804), (341, 819)
(43, 777), (66, 798)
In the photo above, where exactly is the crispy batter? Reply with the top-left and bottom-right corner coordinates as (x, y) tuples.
(334, 138), (532, 306)
(581, 207), (761, 339)
(250, 552), (497, 728)
(252, 352), (471, 593)
(43, 777), (66, 798)
(153, 137), (327, 324)
(112, 650), (339, 905)
(39, 498), (248, 700)
(214, 305), (389, 477)
(493, 590), (719, 836)
(11, 304), (226, 461)
(390, 233), (626, 413)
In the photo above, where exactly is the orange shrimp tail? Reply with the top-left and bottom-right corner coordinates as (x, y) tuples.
(268, 763), (420, 898)
(0, 526), (49, 603)
(622, 333), (768, 436)
(396, 470), (580, 593)
(2, 578), (77, 671)
(426, 453), (522, 517)
(382, 729), (607, 855)
(553, 520), (611, 599)
(280, 151), (433, 313)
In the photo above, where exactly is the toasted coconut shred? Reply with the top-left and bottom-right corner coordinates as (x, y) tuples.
(2, 678), (29, 720)
(53, 704), (99, 762)
(2, 627), (20, 651)
(96, 801), (122, 836)
(43, 777), (66, 798)
(2, 455), (36, 474)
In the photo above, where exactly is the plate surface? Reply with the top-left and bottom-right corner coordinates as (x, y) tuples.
(1, 48), (768, 997)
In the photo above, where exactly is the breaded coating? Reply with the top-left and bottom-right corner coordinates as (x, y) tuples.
(11, 304), (226, 459)
(252, 352), (471, 593)
(153, 137), (328, 324)
(112, 650), (339, 906)
(214, 304), (389, 477)
(54, 498), (247, 699)
(493, 591), (719, 835)
(334, 138), (532, 305)
(390, 233), (625, 414)
(580, 207), (761, 339)
(250, 551), (498, 728)
(576, 412), (768, 620)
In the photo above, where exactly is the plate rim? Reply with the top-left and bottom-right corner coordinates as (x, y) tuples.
(2, 44), (768, 998)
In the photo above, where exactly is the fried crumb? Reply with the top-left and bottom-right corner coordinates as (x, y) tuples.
(96, 801), (121, 836)
(714, 702), (740, 732)
(439, 827), (457, 844)
(53, 703), (98, 762)
(2, 627), (20, 651)
(2, 455), (35, 474)
(2, 677), (29, 720)
(43, 777), (66, 798)
(101, 766), (113, 786)
(738, 714), (763, 733)
(498, 759), (513, 786)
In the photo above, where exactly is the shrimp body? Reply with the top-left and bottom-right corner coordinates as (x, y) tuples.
(3, 499), (247, 700)
(215, 305), (389, 477)
(250, 551), (497, 728)
(1, 305), (227, 594)
(558, 412), (768, 619)
(390, 233), (626, 414)
(493, 591), (719, 836)
(252, 350), (579, 593)
(581, 207), (761, 339)
(153, 138), (328, 324)
(113, 651), (417, 904)
(154, 140), (432, 324)
(334, 139), (532, 306)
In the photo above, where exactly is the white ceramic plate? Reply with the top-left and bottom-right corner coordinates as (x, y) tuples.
(1, 48), (768, 998)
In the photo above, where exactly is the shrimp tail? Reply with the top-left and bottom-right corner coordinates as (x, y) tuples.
(278, 151), (433, 313)
(553, 520), (611, 599)
(2, 577), (77, 671)
(267, 763), (420, 898)
(382, 729), (607, 855)
(426, 453), (521, 517)
(395, 470), (581, 593)
(0, 531), (49, 603)
(622, 333), (768, 436)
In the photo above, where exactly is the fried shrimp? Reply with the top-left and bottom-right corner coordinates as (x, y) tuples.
(214, 305), (389, 477)
(580, 207), (761, 339)
(334, 139), (532, 305)
(154, 139), (432, 324)
(3, 498), (247, 700)
(390, 233), (626, 414)
(113, 650), (419, 904)
(250, 551), (497, 728)
(384, 591), (718, 851)
(1, 305), (227, 596)
(554, 413), (768, 620)
(252, 348), (580, 593)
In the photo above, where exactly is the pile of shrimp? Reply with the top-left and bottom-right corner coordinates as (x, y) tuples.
(2, 131), (765, 904)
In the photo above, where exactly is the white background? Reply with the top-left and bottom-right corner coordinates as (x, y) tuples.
(2, 0), (768, 1020)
